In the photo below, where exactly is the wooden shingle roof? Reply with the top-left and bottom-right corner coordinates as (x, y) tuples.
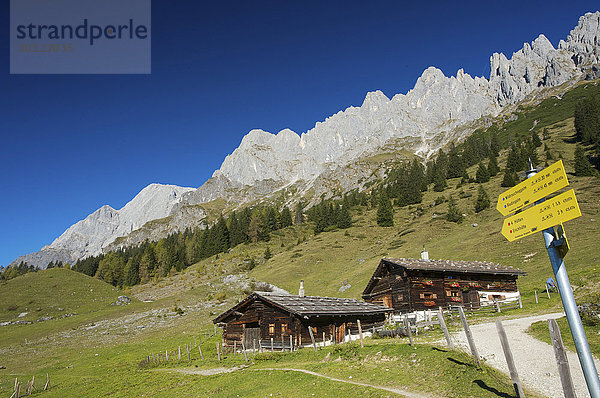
(213, 292), (390, 323)
(382, 257), (527, 275)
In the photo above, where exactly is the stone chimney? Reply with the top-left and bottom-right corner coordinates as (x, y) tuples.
(420, 246), (429, 261)
(298, 280), (305, 297)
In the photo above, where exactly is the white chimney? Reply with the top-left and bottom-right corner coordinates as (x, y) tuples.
(420, 247), (429, 261)
(299, 280), (305, 297)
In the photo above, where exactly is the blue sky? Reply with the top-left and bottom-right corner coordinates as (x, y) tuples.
(1, 1), (597, 267)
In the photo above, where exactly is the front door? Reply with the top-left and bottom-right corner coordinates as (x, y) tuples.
(244, 327), (260, 348)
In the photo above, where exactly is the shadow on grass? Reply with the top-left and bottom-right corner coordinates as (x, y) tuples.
(446, 356), (471, 367)
(432, 347), (449, 353)
(473, 379), (513, 398)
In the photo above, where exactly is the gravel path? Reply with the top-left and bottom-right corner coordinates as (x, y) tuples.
(452, 312), (600, 398)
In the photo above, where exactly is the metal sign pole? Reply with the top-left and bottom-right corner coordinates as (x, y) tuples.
(527, 166), (600, 397)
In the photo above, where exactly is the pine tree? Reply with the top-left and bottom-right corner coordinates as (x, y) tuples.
(248, 212), (264, 243)
(446, 196), (463, 223)
(124, 257), (140, 286)
(264, 247), (272, 260)
(264, 207), (278, 232)
(376, 191), (394, 227)
(574, 145), (596, 176)
(532, 131), (542, 147)
(501, 168), (517, 187)
(487, 154), (499, 177)
(474, 185), (490, 213)
(433, 166), (447, 192)
(490, 131), (501, 157)
(279, 206), (293, 228)
(336, 205), (352, 229)
(475, 162), (490, 183)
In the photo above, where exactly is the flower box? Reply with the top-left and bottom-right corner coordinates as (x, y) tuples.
(449, 282), (460, 288)
(424, 300), (436, 307)
(422, 280), (434, 287)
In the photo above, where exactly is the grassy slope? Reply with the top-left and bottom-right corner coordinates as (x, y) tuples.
(1, 81), (599, 396)
(527, 316), (600, 357)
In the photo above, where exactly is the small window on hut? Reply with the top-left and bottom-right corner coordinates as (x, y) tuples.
(420, 293), (437, 299)
(268, 323), (275, 335)
(281, 323), (288, 334)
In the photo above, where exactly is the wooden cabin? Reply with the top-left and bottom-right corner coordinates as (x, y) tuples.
(213, 292), (390, 347)
(362, 256), (526, 312)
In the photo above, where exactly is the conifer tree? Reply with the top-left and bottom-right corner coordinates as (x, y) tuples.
(474, 185), (490, 213)
(574, 145), (596, 176)
(376, 191), (394, 227)
(476, 162), (490, 183)
(446, 196), (463, 223)
(264, 247), (272, 260)
(501, 168), (517, 187)
(336, 204), (352, 229)
(279, 206), (293, 228)
(487, 154), (499, 177)
(432, 166), (447, 192)
(490, 131), (501, 157)
(532, 131), (542, 147)
(248, 212), (264, 243)
(124, 257), (140, 286)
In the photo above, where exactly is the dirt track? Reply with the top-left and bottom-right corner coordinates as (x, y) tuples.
(452, 312), (600, 397)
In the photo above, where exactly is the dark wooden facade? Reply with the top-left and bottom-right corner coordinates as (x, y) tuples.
(213, 292), (390, 347)
(362, 258), (526, 312)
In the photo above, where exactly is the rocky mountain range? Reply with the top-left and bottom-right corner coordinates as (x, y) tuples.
(11, 12), (600, 269)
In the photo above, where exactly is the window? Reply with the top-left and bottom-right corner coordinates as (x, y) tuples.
(268, 323), (275, 335)
(420, 293), (437, 299)
(397, 293), (404, 301)
(281, 323), (288, 334)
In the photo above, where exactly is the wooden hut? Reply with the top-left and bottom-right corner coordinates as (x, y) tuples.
(213, 292), (390, 348)
(362, 255), (526, 312)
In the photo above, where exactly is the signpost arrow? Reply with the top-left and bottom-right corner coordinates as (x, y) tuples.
(497, 160), (569, 216)
(501, 189), (581, 242)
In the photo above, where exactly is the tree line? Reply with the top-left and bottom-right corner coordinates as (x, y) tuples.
(72, 204), (297, 288)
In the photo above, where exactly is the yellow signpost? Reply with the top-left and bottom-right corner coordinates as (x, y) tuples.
(496, 160), (569, 216)
(496, 159), (600, 396)
(501, 189), (581, 242)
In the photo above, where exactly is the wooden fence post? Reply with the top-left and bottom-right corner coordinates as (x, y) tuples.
(290, 334), (293, 352)
(198, 345), (204, 360)
(253, 339), (256, 355)
(495, 321), (525, 397)
(178, 346), (181, 361)
(546, 285), (551, 299)
(233, 341), (237, 355)
(165, 350), (169, 362)
(357, 319), (364, 348)
(187, 344), (190, 362)
(535, 290), (538, 304)
(404, 315), (413, 346)
(548, 319), (576, 398)
(241, 340), (248, 362)
(495, 300), (501, 313)
(518, 295), (523, 309)
(458, 306), (480, 365)
(282, 335), (285, 351)
(438, 307), (454, 349)
(308, 326), (317, 351)
(216, 342), (221, 362)
(322, 332), (325, 347)
(271, 337), (274, 353)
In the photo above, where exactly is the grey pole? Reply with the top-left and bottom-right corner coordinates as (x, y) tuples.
(527, 163), (600, 397)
